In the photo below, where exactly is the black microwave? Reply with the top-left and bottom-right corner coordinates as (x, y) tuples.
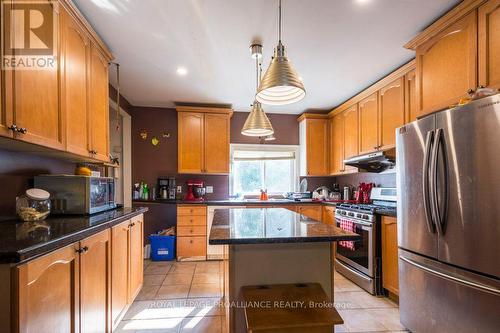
(34, 175), (116, 215)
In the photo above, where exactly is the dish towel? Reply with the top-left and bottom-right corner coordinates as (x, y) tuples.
(338, 218), (356, 251)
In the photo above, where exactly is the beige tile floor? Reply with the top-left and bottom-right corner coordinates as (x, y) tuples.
(116, 260), (408, 333)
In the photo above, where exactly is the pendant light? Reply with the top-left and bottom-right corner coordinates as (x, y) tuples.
(256, 0), (305, 106)
(241, 44), (275, 137)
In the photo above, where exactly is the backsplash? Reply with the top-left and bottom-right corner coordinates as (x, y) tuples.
(300, 172), (396, 196)
(336, 172), (396, 189)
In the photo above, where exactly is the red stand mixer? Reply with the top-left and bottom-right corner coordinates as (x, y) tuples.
(185, 180), (206, 201)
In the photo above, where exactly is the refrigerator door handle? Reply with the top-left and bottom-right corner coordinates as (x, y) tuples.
(422, 130), (436, 233)
(430, 128), (449, 236)
(399, 255), (500, 296)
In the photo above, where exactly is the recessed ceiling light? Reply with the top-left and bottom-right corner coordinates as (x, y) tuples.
(356, 0), (371, 4)
(176, 67), (188, 76)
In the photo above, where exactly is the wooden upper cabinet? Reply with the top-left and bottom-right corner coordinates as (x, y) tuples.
(89, 43), (110, 162)
(479, 0), (500, 89)
(359, 93), (379, 154)
(129, 214), (144, 302)
(0, 1), (12, 138)
(343, 105), (359, 172)
(177, 107), (232, 174)
(80, 229), (111, 333)
(178, 112), (204, 173)
(12, 3), (64, 150)
(61, 8), (90, 157)
(415, 10), (478, 116)
(14, 244), (80, 333)
(300, 117), (328, 176)
(405, 69), (418, 122)
(204, 113), (230, 174)
(379, 78), (405, 149)
(329, 114), (344, 175)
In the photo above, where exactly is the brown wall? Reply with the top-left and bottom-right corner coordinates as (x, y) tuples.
(0, 149), (75, 215)
(130, 106), (229, 200)
(231, 111), (299, 145)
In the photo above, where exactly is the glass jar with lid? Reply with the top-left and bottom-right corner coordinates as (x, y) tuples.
(16, 188), (51, 221)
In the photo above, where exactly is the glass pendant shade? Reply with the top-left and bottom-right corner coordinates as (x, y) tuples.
(256, 42), (305, 106)
(241, 101), (274, 137)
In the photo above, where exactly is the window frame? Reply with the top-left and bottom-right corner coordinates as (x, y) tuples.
(229, 144), (300, 197)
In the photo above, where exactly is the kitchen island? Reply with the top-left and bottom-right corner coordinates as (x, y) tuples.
(209, 207), (360, 333)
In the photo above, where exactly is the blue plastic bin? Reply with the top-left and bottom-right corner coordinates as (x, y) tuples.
(149, 235), (176, 261)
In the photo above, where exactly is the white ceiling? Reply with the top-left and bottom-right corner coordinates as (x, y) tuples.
(74, 0), (460, 114)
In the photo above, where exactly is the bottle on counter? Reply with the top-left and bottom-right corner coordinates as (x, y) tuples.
(142, 183), (149, 200)
(133, 183), (140, 200)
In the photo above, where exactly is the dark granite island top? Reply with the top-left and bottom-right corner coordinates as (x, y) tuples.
(0, 207), (148, 264)
(209, 208), (360, 245)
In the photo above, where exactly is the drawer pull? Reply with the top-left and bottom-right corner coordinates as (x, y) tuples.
(190, 240), (193, 244)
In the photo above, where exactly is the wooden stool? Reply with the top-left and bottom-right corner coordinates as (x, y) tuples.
(241, 283), (343, 333)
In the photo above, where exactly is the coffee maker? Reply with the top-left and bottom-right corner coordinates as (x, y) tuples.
(158, 177), (176, 199)
(185, 180), (206, 201)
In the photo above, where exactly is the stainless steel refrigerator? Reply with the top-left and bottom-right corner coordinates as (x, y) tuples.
(396, 93), (500, 333)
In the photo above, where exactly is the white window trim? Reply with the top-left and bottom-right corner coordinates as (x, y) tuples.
(229, 144), (300, 197)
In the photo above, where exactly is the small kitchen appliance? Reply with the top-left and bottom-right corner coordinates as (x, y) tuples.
(158, 177), (176, 200)
(34, 175), (116, 215)
(335, 187), (397, 295)
(158, 178), (169, 199)
(185, 180), (206, 201)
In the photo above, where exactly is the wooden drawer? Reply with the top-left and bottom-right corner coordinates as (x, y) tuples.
(297, 205), (322, 221)
(177, 215), (207, 227)
(177, 205), (207, 216)
(177, 236), (207, 258)
(177, 226), (206, 237)
(322, 206), (336, 225)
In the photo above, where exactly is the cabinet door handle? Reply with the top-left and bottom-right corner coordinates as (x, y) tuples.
(190, 240), (193, 244)
(8, 124), (17, 132)
(17, 127), (27, 134)
(76, 246), (89, 254)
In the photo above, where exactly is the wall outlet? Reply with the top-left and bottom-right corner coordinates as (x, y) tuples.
(206, 186), (213, 194)
(176, 186), (182, 193)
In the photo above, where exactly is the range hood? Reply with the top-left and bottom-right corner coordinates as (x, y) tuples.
(344, 149), (395, 173)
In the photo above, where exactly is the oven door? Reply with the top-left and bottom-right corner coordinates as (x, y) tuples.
(89, 178), (115, 214)
(335, 217), (375, 277)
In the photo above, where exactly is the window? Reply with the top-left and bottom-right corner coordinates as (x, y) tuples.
(230, 144), (299, 196)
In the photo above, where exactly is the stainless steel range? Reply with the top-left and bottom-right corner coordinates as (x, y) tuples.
(334, 187), (397, 295)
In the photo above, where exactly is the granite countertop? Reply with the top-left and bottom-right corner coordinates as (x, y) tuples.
(133, 198), (340, 207)
(0, 207), (148, 264)
(132, 198), (397, 217)
(209, 208), (360, 245)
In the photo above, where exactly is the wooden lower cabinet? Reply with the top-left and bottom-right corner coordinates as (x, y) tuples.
(177, 205), (207, 261)
(177, 236), (207, 258)
(381, 216), (399, 296)
(11, 214), (144, 333)
(322, 206), (336, 225)
(111, 220), (130, 327)
(80, 229), (111, 333)
(14, 244), (80, 333)
(297, 205), (322, 221)
(129, 214), (144, 302)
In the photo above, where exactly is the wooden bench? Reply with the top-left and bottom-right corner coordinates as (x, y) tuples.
(241, 283), (343, 333)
